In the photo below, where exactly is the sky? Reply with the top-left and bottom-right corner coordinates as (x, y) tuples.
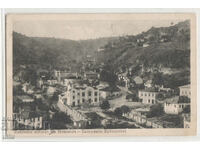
(13, 19), (184, 40)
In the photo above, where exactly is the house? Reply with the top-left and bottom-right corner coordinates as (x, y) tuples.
(59, 85), (100, 106)
(179, 84), (191, 98)
(63, 77), (81, 87)
(13, 113), (43, 129)
(183, 113), (190, 128)
(46, 86), (56, 95)
(164, 96), (190, 115)
(84, 71), (100, 80)
(158, 85), (173, 92)
(17, 95), (34, 103)
(54, 70), (78, 81)
(47, 79), (58, 85)
(100, 86), (121, 99)
(142, 43), (150, 48)
(96, 81), (109, 90)
(37, 78), (44, 88)
(144, 80), (153, 88)
(133, 76), (143, 85)
(138, 90), (158, 104)
(22, 83), (34, 94)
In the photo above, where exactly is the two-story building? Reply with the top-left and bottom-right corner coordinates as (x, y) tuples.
(164, 96), (190, 115)
(138, 90), (158, 104)
(59, 85), (100, 106)
(179, 84), (191, 98)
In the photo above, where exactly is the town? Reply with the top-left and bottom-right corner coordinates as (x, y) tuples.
(12, 20), (191, 130)
(13, 55), (191, 130)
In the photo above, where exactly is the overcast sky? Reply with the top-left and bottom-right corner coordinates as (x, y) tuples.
(13, 19), (184, 40)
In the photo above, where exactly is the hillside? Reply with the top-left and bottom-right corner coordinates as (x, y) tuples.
(13, 20), (190, 75)
(13, 32), (117, 72)
(96, 20), (190, 70)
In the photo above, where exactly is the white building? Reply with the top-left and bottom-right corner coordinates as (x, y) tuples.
(138, 90), (158, 104)
(59, 85), (100, 106)
(17, 95), (34, 103)
(179, 84), (191, 98)
(47, 79), (58, 85)
(164, 96), (190, 115)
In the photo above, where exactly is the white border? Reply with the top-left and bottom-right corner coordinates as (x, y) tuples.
(1, 8), (200, 141)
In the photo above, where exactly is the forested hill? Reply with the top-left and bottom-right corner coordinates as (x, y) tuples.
(13, 32), (117, 71)
(96, 20), (190, 70)
(13, 20), (190, 74)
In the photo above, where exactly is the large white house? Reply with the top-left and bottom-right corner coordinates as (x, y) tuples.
(59, 85), (100, 106)
(164, 96), (190, 115)
(179, 84), (191, 98)
(138, 90), (158, 104)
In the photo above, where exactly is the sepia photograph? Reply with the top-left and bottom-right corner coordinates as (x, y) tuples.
(5, 13), (197, 137)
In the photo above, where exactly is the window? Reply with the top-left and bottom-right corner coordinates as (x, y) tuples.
(94, 98), (98, 102)
(145, 93), (147, 96)
(73, 90), (75, 93)
(82, 92), (85, 96)
(88, 91), (92, 96)
(73, 96), (75, 99)
(152, 93), (154, 96)
(89, 99), (92, 103)
(82, 99), (85, 103)
(77, 92), (80, 96)
(149, 93), (150, 96)
(95, 92), (98, 96)
(148, 100), (150, 103)
(78, 100), (80, 104)
(152, 100), (154, 104)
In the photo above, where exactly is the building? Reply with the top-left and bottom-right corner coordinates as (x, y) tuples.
(17, 95), (34, 103)
(63, 77), (80, 87)
(138, 90), (158, 104)
(54, 70), (78, 82)
(59, 85), (100, 106)
(47, 79), (58, 85)
(179, 84), (191, 98)
(144, 80), (153, 89)
(46, 86), (56, 95)
(133, 76), (143, 85)
(22, 83), (34, 94)
(183, 113), (191, 128)
(100, 86), (121, 99)
(164, 96), (190, 115)
(84, 71), (100, 80)
(13, 113), (43, 129)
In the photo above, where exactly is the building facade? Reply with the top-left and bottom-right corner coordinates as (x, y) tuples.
(179, 84), (191, 98)
(59, 85), (100, 106)
(138, 90), (158, 104)
(164, 97), (190, 115)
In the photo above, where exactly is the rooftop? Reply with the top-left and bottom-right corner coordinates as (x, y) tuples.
(179, 84), (190, 89)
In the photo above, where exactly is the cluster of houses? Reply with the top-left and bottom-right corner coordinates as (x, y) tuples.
(122, 84), (191, 128)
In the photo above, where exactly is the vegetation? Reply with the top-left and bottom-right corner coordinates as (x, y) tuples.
(178, 96), (190, 103)
(114, 105), (130, 116)
(50, 112), (72, 129)
(146, 104), (164, 118)
(100, 100), (110, 110)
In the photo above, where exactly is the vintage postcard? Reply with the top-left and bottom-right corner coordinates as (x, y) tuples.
(4, 13), (197, 138)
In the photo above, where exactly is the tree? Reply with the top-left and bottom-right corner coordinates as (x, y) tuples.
(183, 105), (190, 113)
(50, 112), (72, 129)
(147, 103), (164, 118)
(178, 96), (190, 103)
(157, 93), (164, 101)
(152, 72), (164, 86)
(100, 100), (110, 110)
(114, 105), (130, 116)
